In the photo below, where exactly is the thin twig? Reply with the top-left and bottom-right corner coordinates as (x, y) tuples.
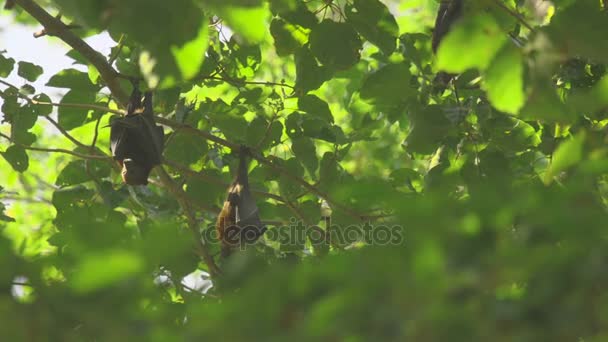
(255, 112), (279, 150)
(492, 0), (535, 32)
(284, 199), (313, 226)
(0, 132), (109, 160)
(90, 114), (104, 148)
(42, 115), (88, 148)
(1, 79), (123, 115)
(34, 24), (82, 38)
(35, 100), (123, 115)
(108, 34), (126, 65)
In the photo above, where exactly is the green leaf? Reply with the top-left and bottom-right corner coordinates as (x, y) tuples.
(286, 112), (304, 138)
(32, 93), (53, 116)
(66, 49), (88, 65)
(227, 37), (262, 77)
(295, 47), (331, 93)
(71, 249), (144, 293)
(47, 69), (98, 91)
(291, 136), (318, 178)
(248, 119), (284, 150)
(301, 117), (342, 143)
(141, 222), (197, 279)
(216, 5), (269, 43)
(390, 168), (422, 192)
(520, 80), (574, 123)
(405, 105), (452, 155)
(164, 132), (208, 166)
(58, 90), (97, 130)
(345, 0), (399, 55)
(52, 185), (94, 212)
(482, 43), (525, 114)
(10, 105), (38, 145)
(273, 2), (318, 29)
(279, 158), (305, 199)
(185, 172), (225, 207)
(51, 0), (105, 28)
(319, 152), (341, 191)
(1, 145), (29, 172)
(0, 53), (15, 77)
(211, 113), (248, 143)
(270, 18), (309, 56)
(246, 117), (269, 147)
(56, 160), (111, 186)
(484, 116), (540, 152)
(298, 95), (334, 123)
(567, 75), (608, 115)
(544, 132), (586, 183)
(19, 84), (35, 96)
(360, 62), (411, 106)
(436, 14), (507, 73)
(309, 20), (362, 71)
(56, 161), (91, 186)
(547, 1), (608, 63)
(87, 64), (100, 84)
(171, 22), (209, 79)
(17, 61), (43, 82)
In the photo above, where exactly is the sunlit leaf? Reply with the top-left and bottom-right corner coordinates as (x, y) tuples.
(217, 5), (270, 43)
(345, 0), (399, 55)
(436, 14), (507, 73)
(71, 250), (144, 293)
(483, 43), (525, 114)
(171, 22), (209, 79)
(47, 69), (98, 91)
(544, 132), (585, 183)
(58, 90), (96, 130)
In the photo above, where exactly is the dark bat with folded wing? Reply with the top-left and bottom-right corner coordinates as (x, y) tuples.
(110, 88), (164, 185)
(216, 147), (266, 257)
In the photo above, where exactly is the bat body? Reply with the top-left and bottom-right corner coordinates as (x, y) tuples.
(216, 147), (266, 257)
(110, 89), (164, 185)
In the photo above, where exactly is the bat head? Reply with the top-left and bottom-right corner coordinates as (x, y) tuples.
(121, 158), (151, 185)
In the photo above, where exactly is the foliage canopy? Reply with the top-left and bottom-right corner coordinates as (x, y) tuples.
(1, 0), (608, 340)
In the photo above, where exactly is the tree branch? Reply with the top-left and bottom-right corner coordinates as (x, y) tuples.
(33, 100), (123, 115)
(42, 115), (89, 148)
(13, 0), (129, 106)
(163, 158), (286, 203)
(157, 116), (368, 221)
(202, 75), (295, 90)
(0, 132), (110, 160)
(155, 166), (222, 277)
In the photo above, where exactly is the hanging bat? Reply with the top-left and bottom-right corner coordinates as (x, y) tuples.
(216, 146), (266, 257)
(110, 87), (164, 186)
